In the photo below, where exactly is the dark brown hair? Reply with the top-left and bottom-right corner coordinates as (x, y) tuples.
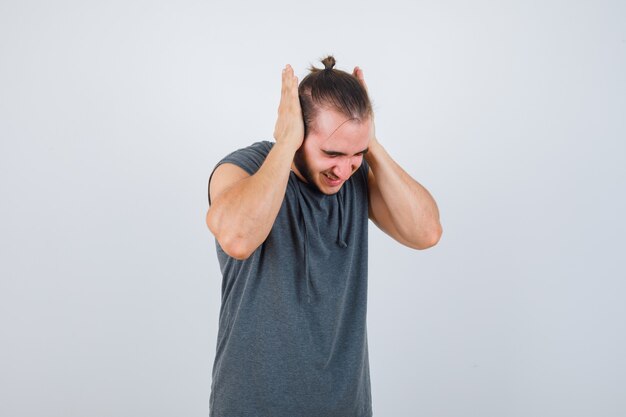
(298, 55), (372, 138)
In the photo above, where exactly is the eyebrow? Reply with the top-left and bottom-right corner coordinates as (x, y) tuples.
(322, 148), (369, 157)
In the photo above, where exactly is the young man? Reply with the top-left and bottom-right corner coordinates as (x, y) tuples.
(206, 56), (442, 417)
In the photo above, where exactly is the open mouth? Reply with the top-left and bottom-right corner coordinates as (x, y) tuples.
(322, 172), (342, 187)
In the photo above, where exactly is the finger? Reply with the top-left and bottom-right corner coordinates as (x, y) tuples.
(282, 64), (294, 84)
(353, 66), (368, 91)
(279, 65), (299, 113)
(290, 75), (299, 98)
(284, 64), (294, 82)
(288, 67), (297, 88)
(281, 66), (288, 94)
(283, 65), (298, 97)
(282, 65), (295, 91)
(279, 66), (291, 112)
(282, 65), (296, 92)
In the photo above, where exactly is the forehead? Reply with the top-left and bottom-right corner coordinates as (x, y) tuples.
(313, 109), (371, 150)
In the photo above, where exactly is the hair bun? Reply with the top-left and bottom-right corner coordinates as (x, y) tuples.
(321, 55), (336, 70)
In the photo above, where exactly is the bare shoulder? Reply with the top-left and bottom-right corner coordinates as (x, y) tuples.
(209, 163), (250, 205)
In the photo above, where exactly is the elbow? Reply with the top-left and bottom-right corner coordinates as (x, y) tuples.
(214, 230), (256, 260)
(219, 237), (255, 260)
(424, 222), (443, 249)
(410, 222), (443, 250)
(206, 210), (255, 260)
(206, 208), (219, 236)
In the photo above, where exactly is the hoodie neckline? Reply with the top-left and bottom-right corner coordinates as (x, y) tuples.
(291, 171), (349, 304)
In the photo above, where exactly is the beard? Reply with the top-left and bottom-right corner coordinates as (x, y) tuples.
(293, 147), (321, 192)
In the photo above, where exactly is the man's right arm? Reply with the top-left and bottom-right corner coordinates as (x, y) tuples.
(205, 65), (304, 260)
(206, 142), (298, 259)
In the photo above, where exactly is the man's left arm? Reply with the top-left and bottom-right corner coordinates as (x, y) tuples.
(352, 66), (442, 250)
(365, 137), (443, 250)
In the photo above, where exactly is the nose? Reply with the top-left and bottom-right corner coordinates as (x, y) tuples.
(334, 157), (355, 180)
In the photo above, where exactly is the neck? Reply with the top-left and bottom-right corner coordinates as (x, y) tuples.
(291, 161), (306, 182)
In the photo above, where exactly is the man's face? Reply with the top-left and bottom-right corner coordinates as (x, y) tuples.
(293, 108), (372, 195)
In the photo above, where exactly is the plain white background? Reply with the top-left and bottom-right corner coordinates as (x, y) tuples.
(1, 1), (625, 416)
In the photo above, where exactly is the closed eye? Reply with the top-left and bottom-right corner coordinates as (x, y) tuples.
(322, 149), (368, 157)
(323, 151), (342, 158)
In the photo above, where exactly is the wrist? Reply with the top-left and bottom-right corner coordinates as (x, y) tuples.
(273, 138), (301, 157)
(365, 137), (383, 164)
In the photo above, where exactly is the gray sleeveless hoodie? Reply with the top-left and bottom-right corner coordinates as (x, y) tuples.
(208, 141), (372, 417)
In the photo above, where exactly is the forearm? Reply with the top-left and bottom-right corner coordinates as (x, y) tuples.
(207, 141), (297, 259)
(366, 139), (442, 245)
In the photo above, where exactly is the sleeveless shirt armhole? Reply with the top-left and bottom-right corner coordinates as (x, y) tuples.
(208, 141), (274, 205)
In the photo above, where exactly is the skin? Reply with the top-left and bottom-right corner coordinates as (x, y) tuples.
(291, 109), (371, 195)
(206, 64), (442, 260)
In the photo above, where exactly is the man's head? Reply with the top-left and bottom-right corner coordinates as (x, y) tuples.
(293, 56), (373, 195)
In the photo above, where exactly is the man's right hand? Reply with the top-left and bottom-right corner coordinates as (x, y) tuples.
(273, 65), (304, 151)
